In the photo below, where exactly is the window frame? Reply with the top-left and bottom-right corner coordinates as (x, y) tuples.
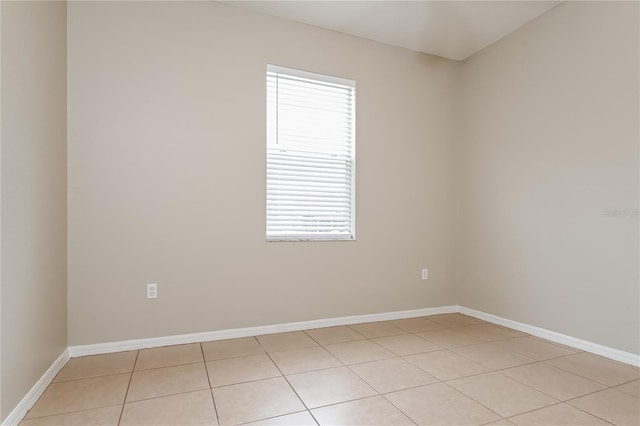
(266, 64), (356, 242)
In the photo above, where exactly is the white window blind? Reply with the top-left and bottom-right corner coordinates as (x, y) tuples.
(266, 65), (356, 241)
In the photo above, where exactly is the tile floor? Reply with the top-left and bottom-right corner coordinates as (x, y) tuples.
(20, 314), (640, 426)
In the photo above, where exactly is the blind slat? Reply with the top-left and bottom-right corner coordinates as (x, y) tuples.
(266, 65), (355, 241)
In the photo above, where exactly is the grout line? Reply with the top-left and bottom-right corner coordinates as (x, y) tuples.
(234, 409), (315, 426)
(116, 350), (139, 425)
(199, 342), (221, 424)
(504, 401), (617, 426)
(19, 404), (124, 422)
(24, 315), (639, 426)
(263, 350), (313, 414)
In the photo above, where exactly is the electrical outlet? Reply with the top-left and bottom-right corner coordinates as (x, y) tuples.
(421, 269), (429, 280)
(147, 283), (158, 299)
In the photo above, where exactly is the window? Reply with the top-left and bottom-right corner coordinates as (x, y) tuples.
(266, 65), (356, 241)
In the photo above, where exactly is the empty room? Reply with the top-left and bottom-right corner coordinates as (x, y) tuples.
(1, 0), (638, 425)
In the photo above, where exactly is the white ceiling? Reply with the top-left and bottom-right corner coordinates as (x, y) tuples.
(224, 1), (562, 61)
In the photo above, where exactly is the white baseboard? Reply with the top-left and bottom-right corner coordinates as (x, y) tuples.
(6, 304), (638, 425)
(458, 306), (640, 367)
(68, 305), (457, 357)
(2, 349), (69, 426)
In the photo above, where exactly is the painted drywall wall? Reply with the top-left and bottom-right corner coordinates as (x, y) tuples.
(0, 1), (68, 421)
(458, 1), (639, 354)
(67, 1), (460, 345)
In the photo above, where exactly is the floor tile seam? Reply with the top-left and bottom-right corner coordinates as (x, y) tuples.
(494, 367), (605, 402)
(304, 326), (369, 344)
(541, 358), (635, 387)
(345, 321), (408, 338)
(324, 352), (399, 367)
(400, 353), (490, 382)
(301, 329), (326, 347)
(563, 399), (624, 426)
(274, 340), (351, 374)
(266, 336), (347, 376)
(234, 409), (313, 426)
(372, 339), (447, 357)
(501, 360), (610, 390)
(52, 370), (136, 384)
(204, 350), (268, 362)
(280, 361), (352, 376)
(447, 345), (538, 369)
(199, 342), (222, 426)
(262, 350), (313, 415)
(209, 371), (284, 389)
(117, 351), (139, 425)
(21, 403), (124, 422)
(611, 380), (640, 398)
(504, 400), (617, 426)
(125, 386), (211, 405)
(389, 381), (504, 423)
(341, 361), (401, 395)
(373, 380), (447, 396)
(264, 344), (336, 357)
(435, 364), (538, 387)
(564, 386), (639, 404)
(303, 392), (385, 412)
(376, 391), (420, 426)
(205, 351), (277, 365)
(324, 335), (399, 358)
(124, 387), (215, 405)
(132, 360), (206, 373)
(610, 377), (640, 388)
(374, 331), (446, 348)
(437, 379), (538, 420)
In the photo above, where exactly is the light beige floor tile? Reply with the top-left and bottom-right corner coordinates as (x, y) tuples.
(244, 411), (317, 426)
(54, 352), (137, 382)
(349, 357), (437, 394)
(20, 405), (122, 426)
(206, 353), (281, 387)
(202, 337), (264, 361)
(269, 347), (342, 375)
(120, 390), (217, 426)
(257, 332), (318, 352)
(373, 334), (441, 356)
(305, 326), (365, 345)
(324, 340), (395, 365)
(26, 374), (130, 419)
(388, 317), (444, 333)
(385, 383), (501, 426)
(502, 362), (606, 400)
(135, 343), (203, 370)
(568, 388), (640, 426)
(287, 366), (376, 409)
(498, 337), (576, 361)
(616, 379), (640, 397)
(126, 363), (209, 402)
(312, 395), (414, 426)
(448, 372), (558, 417)
(348, 322), (407, 338)
(405, 350), (489, 381)
(547, 353), (640, 386)
(509, 403), (610, 426)
(425, 313), (483, 328)
(212, 377), (304, 425)
(452, 342), (536, 370)
(417, 329), (484, 349)
(456, 324), (526, 341)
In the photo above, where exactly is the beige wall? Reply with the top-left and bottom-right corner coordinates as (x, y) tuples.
(0, 1), (68, 421)
(458, 1), (639, 354)
(67, 1), (460, 345)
